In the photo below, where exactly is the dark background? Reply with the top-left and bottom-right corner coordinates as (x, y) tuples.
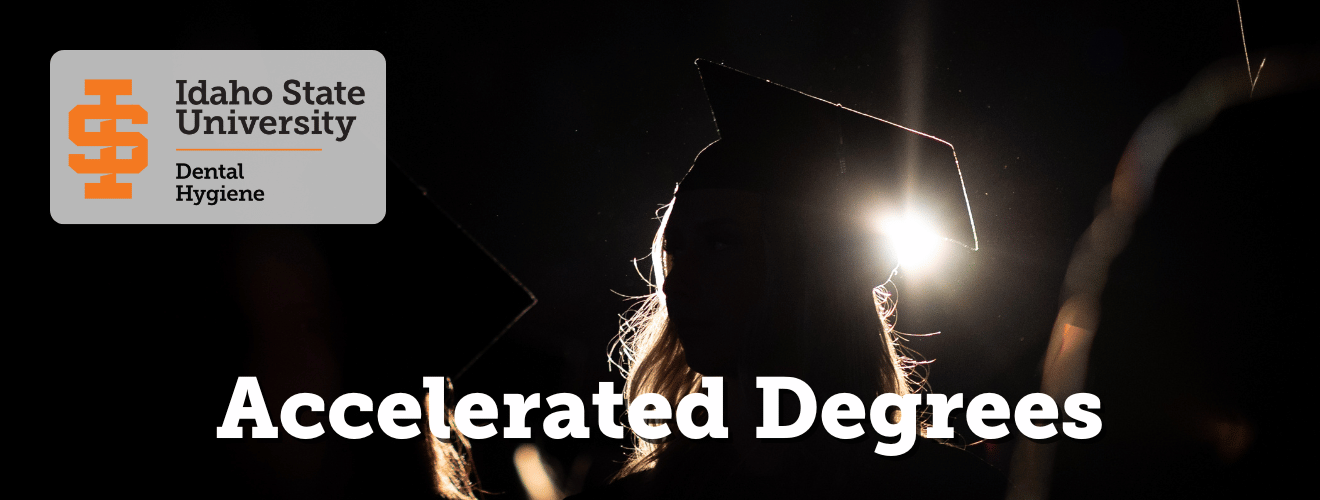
(47, 1), (1314, 498)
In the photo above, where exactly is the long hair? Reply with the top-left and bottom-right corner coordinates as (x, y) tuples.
(423, 380), (483, 499)
(610, 195), (921, 480)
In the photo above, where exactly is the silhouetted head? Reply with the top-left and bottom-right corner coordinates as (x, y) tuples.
(660, 187), (765, 376)
(612, 59), (979, 480)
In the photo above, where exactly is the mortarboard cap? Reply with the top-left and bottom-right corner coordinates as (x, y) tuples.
(680, 60), (978, 263)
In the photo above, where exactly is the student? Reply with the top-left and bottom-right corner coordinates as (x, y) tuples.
(569, 60), (1005, 499)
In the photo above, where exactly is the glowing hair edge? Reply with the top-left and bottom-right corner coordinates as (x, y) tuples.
(610, 198), (920, 480)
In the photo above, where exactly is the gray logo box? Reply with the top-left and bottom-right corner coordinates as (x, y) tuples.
(49, 50), (385, 224)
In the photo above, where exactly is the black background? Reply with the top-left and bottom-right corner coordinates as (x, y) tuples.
(47, 1), (1315, 498)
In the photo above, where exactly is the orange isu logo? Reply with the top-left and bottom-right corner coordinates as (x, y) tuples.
(68, 80), (148, 199)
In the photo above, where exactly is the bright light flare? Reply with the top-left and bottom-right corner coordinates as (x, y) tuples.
(880, 214), (945, 271)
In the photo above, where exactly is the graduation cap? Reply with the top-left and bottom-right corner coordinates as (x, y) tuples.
(679, 60), (977, 272)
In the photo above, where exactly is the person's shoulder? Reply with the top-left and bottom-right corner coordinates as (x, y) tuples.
(564, 469), (654, 500)
(912, 439), (1008, 498)
(849, 438), (1008, 499)
(911, 438), (998, 468)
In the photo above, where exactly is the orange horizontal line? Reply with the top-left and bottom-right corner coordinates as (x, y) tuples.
(175, 148), (322, 151)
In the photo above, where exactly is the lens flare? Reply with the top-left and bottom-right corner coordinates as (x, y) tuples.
(881, 214), (944, 270)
